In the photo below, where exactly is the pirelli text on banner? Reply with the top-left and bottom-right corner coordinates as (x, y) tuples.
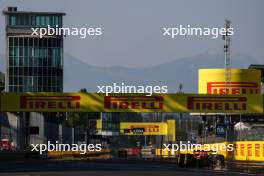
(120, 122), (167, 135)
(187, 96), (247, 111)
(20, 95), (81, 109)
(104, 96), (163, 110)
(207, 82), (259, 94)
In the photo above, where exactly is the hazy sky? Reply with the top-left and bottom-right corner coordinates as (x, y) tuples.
(1, 0), (263, 67)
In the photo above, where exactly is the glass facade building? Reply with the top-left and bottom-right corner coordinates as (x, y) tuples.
(8, 37), (63, 92)
(4, 7), (65, 92)
(3, 7), (65, 149)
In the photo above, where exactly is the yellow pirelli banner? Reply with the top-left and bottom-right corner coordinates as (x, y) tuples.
(233, 141), (264, 161)
(198, 69), (261, 94)
(0, 92), (263, 113)
(120, 122), (167, 135)
(120, 120), (176, 141)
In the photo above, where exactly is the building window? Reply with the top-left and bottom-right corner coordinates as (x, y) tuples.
(36, 16), (41, 26)
(17, 15), (24, 25)
(9, 37), (14, 46)
(14, 37), (19, 46)
(9, 57), (14, 66)
(41, 16), (45, 26)
(25, 14), (29, 25)
(46, 16), (50, 26)
(31, 15), (36, 26)
(9, 15), (16, 26)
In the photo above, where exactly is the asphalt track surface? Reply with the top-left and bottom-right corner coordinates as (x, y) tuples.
(0, 159), (260, 176)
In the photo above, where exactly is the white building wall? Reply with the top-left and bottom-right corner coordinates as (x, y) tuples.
(29, 112), (45, 145)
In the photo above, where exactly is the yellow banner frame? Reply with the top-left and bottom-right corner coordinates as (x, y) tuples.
(0, 92), (263, 113)
(120, 122), (167, 135)
(119, 120), (176, 141)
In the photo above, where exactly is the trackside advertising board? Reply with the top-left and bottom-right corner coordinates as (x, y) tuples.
(120, 120), (176, 142)
(0, 93), (263, 113)
(120, 122), (167, 135)
(198, 69), (261, 94)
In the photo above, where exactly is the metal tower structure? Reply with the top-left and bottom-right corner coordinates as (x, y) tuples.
(223, 20), (232, 94)
(222, 20), (233, 143)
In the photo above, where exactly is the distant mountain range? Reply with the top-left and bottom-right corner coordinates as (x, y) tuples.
(0, 53), (261, 93)
(63, 53), (260, 92)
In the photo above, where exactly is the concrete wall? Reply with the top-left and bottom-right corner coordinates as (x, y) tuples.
(29, 112), (45, 145)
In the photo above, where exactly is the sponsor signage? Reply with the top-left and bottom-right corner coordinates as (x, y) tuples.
(120, 122), (167, 135)
(104, 96), (163, 110)
(198, 69), (261, 95)
(216, 124), (226, 137)
(120, 120), (176, 141)
(20, 95), (81, 109)
(131, 128), (145, 134)
(0, 93), (263, 113)
(187, 96), (247, 111)
(0, 93), (102, 112)
(207, 82), (259, 94)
